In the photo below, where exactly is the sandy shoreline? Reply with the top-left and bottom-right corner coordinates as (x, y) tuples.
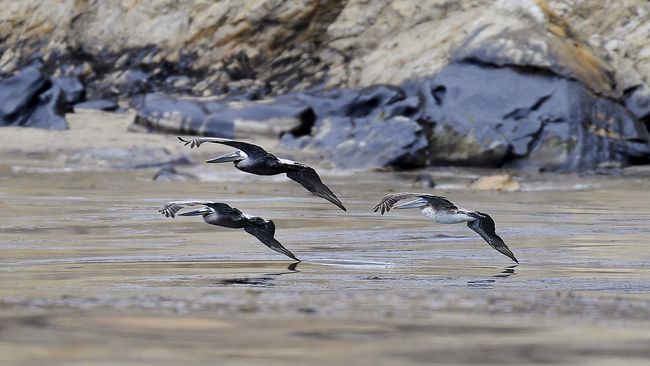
(3, 111), (650, 365)
(0, 109), (282, 171)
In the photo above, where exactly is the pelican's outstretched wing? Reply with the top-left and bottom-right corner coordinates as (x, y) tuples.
(159, 201), (237, 218)
(178, 137), (270, 158)
(159, 201), (214, 218)
(284, 163), (346, 211)
(373, 192), (456, 214)
(467, 212), (518, 263)
(244, 219), (300, 261)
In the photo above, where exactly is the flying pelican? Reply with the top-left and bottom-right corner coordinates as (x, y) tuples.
(178, 137), (346, 211)
(160, 201), (299, 261)
(373, 193), (518, 263)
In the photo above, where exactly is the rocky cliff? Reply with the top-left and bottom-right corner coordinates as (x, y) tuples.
(1, 0), (649, 170)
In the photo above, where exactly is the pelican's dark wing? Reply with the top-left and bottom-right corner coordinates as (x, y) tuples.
(244, 219), (300, 261)
(373, 192), (455, 214)
(284, 164), (346, 211)
(159, 201), (214, 218)
(467, 212), (518, 263)
(178, 137), (270, 158)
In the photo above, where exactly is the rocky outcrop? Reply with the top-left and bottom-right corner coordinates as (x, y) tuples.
(276, 64), (649, 170)
(1, 0), (649, 170)
(4, 1), (648, 98)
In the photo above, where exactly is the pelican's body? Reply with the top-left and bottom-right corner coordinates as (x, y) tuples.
(160, 201), (299, 261)
(201, 208), (249, 228)
(373, 192), (518, 263)
(421, 206), (475, 224)
(178, 137), (346, 211)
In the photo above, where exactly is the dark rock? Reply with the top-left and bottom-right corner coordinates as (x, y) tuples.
(152, 166), (198, 181)
(297, 307), (318, 314)
(132, 93), (314, 138)
(0, 66), (68, 130)
(201, 113), (236, 138)
(281, 115), (428, 169)
(279, 62), (649, 171)
(28, 85), (68, 130)
(121, 69), (152, 95)
(127, 61), (650, 171)
(133, 93), (216, 135)
(73, 99), (119, 112)
(346, 85), (405, 118)
(52, 76), (84, 104)
(412, 62), (650, 171)
(0, 67), (47, 119)
(279, 86), (429, 169)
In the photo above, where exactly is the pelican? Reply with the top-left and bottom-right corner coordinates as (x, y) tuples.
(178, 137), (346, 211)
(373, 193), (518, 263)
(160, 201), (299, 261)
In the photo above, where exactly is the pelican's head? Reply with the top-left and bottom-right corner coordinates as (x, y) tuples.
(205, 150), (246, 164)
(394, 197), (430, 210)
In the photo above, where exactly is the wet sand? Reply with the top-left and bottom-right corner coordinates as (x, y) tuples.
(2, 111), (650, 365)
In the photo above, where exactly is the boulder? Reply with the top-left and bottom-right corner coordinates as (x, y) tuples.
(132, 94), (215, 136)
(132, 93), (314, 138)
(0, 66), (68, 130)
(280, 85), (428, 169)
(412, 62), (649, 170)
(0, 67), (47, 122)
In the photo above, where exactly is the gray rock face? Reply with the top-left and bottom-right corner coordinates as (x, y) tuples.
(0, 66), (68, 130)
(414, 62), (649, 170)
(0, 67), (46, 118)
(1, 0), (649, 170)
(277, 64), (649, 171)
(132, 93), (314, 139)
(133, 94), (223, 136)
(280, 85), (428, 169)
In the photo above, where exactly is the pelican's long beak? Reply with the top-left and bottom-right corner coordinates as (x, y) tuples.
(179, 207), (212, 216)
(394, 198), (429, 209)
(205, 150), (244, 164)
